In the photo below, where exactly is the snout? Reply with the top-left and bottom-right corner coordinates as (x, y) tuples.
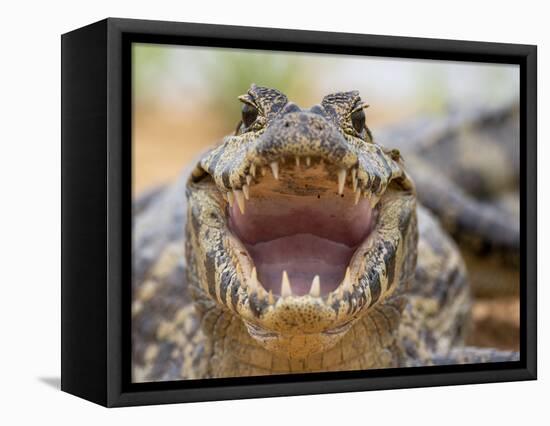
(253, 112), (351, 163)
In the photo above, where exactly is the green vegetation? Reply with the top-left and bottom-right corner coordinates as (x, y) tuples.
(200, 49), (316, 124)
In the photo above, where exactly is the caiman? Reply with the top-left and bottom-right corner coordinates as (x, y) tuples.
(132, 85), (519, 381)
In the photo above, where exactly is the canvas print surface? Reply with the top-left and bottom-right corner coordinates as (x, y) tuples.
(131, 43), (520, 382)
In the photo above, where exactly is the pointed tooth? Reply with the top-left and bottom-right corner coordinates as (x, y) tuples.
(250, 164), (256, 177)
(270, 161), (279, 180)
(227, 191), (234, 207)
(351, 169), (357, 192)
(234, 189), (245, 214)
(261, 167), (266, 176)
(256, 287), (267, 301)
(250, 267), (267, 300)
(249, 267), (259, 289)
(306, 156), (311, 167)
(354, 188), (361, 205)
(295, 156), (300, 167)
(246, 175), (252, 185)
(309, 275), (320, 297)
(337, 168), (347, 195)
(342, 267), (352, 290)
(268, 290), (274, 305)
(281, 270), (292, 297)
(242, 184), (250, 200)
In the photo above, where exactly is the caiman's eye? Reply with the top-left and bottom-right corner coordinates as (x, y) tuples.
(242, 103), (258, 128)
(351, 108), (366, 134)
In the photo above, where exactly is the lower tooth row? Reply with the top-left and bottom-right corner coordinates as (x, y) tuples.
(247, 267), (354, 302)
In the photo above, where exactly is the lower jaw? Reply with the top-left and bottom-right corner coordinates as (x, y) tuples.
(214, 193), (413, 342)
(211, 313), (395, 372)
(246, 322), (352, 360)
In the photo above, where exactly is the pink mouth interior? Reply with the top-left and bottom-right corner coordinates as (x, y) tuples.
(229, 194), (373, 296)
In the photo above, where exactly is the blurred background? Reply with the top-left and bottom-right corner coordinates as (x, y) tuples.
(132, 43), (519, 196)
(132, 43), (520, 351)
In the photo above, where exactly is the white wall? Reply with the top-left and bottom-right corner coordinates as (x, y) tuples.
(1, 0), (545, 423)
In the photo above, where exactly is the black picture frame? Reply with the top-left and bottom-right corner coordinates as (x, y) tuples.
(61, 17), (537, 407)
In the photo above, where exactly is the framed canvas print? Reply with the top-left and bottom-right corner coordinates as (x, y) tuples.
(61, 18), (537, 407)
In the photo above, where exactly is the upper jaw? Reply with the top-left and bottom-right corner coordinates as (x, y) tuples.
(199, 110), (404, 200)
(207, 139), (405, 217)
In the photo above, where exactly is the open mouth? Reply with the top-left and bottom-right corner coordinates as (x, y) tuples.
(226, 157), (380, 299)
(191, 131), (414, 338)
(185, 90), (416, 345)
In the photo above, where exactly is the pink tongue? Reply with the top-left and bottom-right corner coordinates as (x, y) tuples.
(245, 234), (354, 295)
(228, 195), (373, 296)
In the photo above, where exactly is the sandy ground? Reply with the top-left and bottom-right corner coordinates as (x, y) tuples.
(133, 106), (520, 352)
(467, 297), (520, 350)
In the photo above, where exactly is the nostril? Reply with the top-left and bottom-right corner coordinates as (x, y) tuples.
(309, 105), (325, 116)
(283, 103), (301, 114)
(284, 122), (290, 128)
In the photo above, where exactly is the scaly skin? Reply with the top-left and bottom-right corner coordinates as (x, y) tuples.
(132, 85), (518, 382)
(376, 105), (520, 297)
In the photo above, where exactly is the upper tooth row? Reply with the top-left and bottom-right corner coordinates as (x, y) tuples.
(226, 159), (379, 214)
(247, 267), (354, 302)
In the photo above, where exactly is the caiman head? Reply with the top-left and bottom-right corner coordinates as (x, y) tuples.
(186, 85), (417, 360)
